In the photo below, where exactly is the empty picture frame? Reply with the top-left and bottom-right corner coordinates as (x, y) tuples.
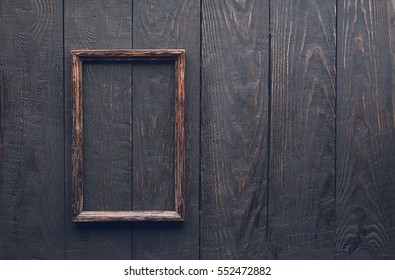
(71, 49), (185, 222)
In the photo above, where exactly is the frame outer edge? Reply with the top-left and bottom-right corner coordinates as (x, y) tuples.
(71, 49), (186, 222)
(175, 50), (186, 220)
(71, 54), (83, 221)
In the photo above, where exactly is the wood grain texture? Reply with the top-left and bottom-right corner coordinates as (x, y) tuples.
(1, 0), (395, 261)
(71, 54), (83, 219)
(336, 0), (395, 259)
(132, 61), (175, 211)
(72, 49), (185, 60)
(201, 0), (269, 259)
(269, 0), (336, 259)
(80, 62), (132, 212)
(174, 52), (186, 220)
(74, 211), (183, 222)
(0, 0), (64, 259)
(132, 0), (200, 259)
(64, 0), (132, 259)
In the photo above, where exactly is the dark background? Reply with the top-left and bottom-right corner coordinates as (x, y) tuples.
(0, 0), (395, 259)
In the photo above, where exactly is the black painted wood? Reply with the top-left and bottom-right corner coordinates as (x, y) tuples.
(0, 0), (394, 260)
(132, 0), (200, 259)
(200, 0), (270, 259)
(64, 0), (132, 259)
(268, 0), (337, 259)
(336, 0), (395, 259)
(0, 0), (64, 259)
(82, 62), (132, 212)
(132, 61), (176, 211)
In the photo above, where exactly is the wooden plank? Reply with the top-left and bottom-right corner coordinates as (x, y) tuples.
(132, 61), (175, 211)
(0, 0), (64, 259)
(336, 0), (395, 259)
(80, 62), (133, 212)
(132, 0), (200, 259)
(268, 0), (336, 259)
(201, 0), (269, 259)
(64, 0), (132, 259)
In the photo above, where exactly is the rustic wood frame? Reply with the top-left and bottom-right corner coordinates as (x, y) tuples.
(71, 49), (185, 222)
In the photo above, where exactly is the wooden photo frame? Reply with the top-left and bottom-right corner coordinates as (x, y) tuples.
(71, 49), (185, 222)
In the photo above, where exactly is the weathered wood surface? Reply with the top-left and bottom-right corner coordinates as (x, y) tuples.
(64, 0), (133, 260)
(73, 211), (183, 222)
(0, 0), (394, 260)
(174, 52), (186, 220)
(132, 61), (176, 212)
(71, 49), (185, 60)
(201, 0), (270, 259)
(132, 0), (200, 259)
(268, 0), (337, 259)
(0, 0), (64, 259)
(71, 54), (83, 218)
(78, 62), (133, 212)
(336, 0), (395, 259)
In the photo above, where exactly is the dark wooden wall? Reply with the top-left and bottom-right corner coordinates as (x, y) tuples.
(0, 0), (394, 260)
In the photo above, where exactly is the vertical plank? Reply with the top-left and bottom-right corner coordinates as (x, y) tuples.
(132, 0), (200, 259)
(201, 0), (269, 259)
(269, 0), (336, 259)
(336, 0), (395, 259)
(64, 0), (132, 259)
(0, 0), (64, 259)
(82, 62), (132, 212)
(132, 61), (176, 211)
